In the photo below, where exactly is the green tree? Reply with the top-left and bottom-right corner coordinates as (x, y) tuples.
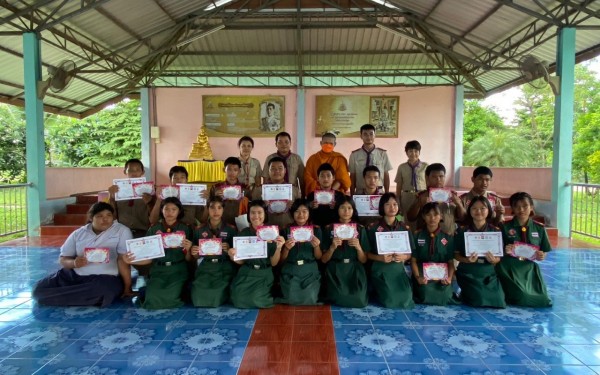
(464, 128), (535, 167)
(0, 104), (26, 183)
(463, 100), (505, 155)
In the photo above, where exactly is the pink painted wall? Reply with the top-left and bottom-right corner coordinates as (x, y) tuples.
(458, 166), (552, 200)
(46, 167), (121, 199)
(153, 86), (456, 187)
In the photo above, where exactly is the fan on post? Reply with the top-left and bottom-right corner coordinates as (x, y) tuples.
(518, 55), (560, 95)
(37, 60), (76, 99)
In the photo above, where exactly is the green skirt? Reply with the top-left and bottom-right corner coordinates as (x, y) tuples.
(279, 261), (321, 305)
(230, 266), (274, 309)
(370, 262), (414, 309)
(325, 260), (367, 308)
(456, 262), (506, 308)
(496, 256), (552, 307)
(142, 262), (188, 310)
(191, 260), (236, 307)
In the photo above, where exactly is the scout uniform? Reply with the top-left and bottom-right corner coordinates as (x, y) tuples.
(209, 181), (249, 227)
(412, 228), (458, 305)
(455, 224), (506, 308)
(306, 189), (345, 228)
(367, 220), (415, 308)
(278, 226), (323, 305)
(230, 227), (277, 309)
(348, 146), (393, 192)
(251, 184), (301, 229)
(238, 156), (262, 192)
(262, 152), (305, 191)
(413, 188), (459, 234)
(394, 160), (428, 225)
(142, 222), (191, 310)
(356, 187), (384, 228)
(460, 190), (503, 225)
(321, 223), (369, 307)
(496, 218), (552, 307)
(191, 222), (238, 307)
(116, 199), (151, 238)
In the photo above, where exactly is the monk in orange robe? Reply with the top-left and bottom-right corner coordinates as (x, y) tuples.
(304, 132), (351, 196)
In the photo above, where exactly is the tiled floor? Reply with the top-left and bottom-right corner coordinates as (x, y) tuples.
(1, 242), (600, 374)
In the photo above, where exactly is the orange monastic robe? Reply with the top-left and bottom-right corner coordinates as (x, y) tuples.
(304, 150), (351, 196)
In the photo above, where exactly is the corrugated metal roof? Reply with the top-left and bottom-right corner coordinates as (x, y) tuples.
(0, 0), (599, 115)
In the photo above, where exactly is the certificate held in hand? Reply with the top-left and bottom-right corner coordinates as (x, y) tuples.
(423, 262), (448, 281)
(198, 238), (222, 256)
(178, 183), (207, 206)
(113, 177), (146, 201)
(353, 195), (380, 216)
(512, 241), (538, 261)
(233, 237), (268, 261)
(464, 232), (503, 257)
(126, 235), (165, 262)
(262, 184), (293, 201)
(375, 231), (412, 254)
(429, 188), (451, 203)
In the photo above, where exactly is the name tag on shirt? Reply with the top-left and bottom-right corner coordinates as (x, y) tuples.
(532, 232), (539, 238)
(418, 239), (426, 245)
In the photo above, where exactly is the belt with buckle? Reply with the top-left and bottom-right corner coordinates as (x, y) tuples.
(248, 264), (271, 270)
(156, 259), (185, 267)
(337, 258), (351, 264)
(210, 258), (222, 263)
(517, 257), (526, 261)
(476, 259), (486, 264)
(290, 259), (314, 266)
(402, 190), (416, 193)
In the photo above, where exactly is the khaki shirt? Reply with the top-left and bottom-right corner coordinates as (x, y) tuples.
(238, 157), (262, 189)
(251, 184), (301, 229)
(115, 199), (151, 232)
(394, 161), (428, 192)
(348, 146), (393, 191)
(262, 153), (305, 192)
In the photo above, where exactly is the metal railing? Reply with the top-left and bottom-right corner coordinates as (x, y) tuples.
(570, 183), (600, 240)
(0, 184), (28, 239)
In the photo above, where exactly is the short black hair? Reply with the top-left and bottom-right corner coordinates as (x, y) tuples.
(405, 140), (421, 152)
(317, 163), (335, 176)
(87, 202), (114, 222)
(333, 195), (359, 223)
(266, 102), (275, 109)
(378, 192), (399, 216)
(247, 199), (269, 224)
(268, 156), (286, 168)
(465, 195), (493, 225)
(362, 165), (380, 178)
(420, 202), (441, 218)
(169, 166), (188, 180)
(124, 158), (144, 173)
(472, 166), (493, 178)
(360, 124), (375, 133)
(224, 157), (241, 168)
(159, 197), (185, 221)
(509, 192), (534, 209)
(238, 136), (254, 147)
(425, 163), (446, 177)
(275, 131), (291, 142)
(289, 198), (312, 224)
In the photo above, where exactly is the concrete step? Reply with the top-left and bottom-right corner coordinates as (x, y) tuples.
(66, 203), (93, 214)
(40, 225), (80, 236)
(53, 213), (88, 226)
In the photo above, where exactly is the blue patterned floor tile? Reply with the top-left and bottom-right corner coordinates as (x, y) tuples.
(210, 323), (253, 341)
(113, 307), (187, 324)
(335, 324), (374, 341)
(0, 358), (47, 375)
(332, 309), (373, 325)
(382, 341), (432, 363)
(540, 365), (598, 375)
(423, 328), (508, 364)
(336, 339), (386, 363)
(0, 298), (31, 309)
(54, 340), (105, 361)
(152, 340), (199, 361)
(499, 326), (549, 343)
(34, 358), (115, 375)
(363, 305), (409, 325)
(79, 326), (159, 358)
(159, 322), (216, 341)
(79, 321), (141, 339)
(464, 364), (544, 375)
(512, 343), (583, 365)
(189, 360), (242, 374)
(0, 321), (23, 338)
(162, 326), (247, 362)
(474, 343), (529, 365)
(131, 359), (194, 375)
(6, 338), (71, 360)
(371, 325), (420, 343)
(418, 326), (508, 344)
(386, 362), (442, 374)
(338, 362), (391, 375)
(561, 345), (600, 366)
(0, 309), (32, 323)
(587, 365), (600, 375)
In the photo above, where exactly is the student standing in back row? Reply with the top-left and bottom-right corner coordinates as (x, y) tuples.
(262, 132), (305, 193)
(460, 166), (505, 226)
(394, 140), (428, 227)
(348, 124), (393, 194)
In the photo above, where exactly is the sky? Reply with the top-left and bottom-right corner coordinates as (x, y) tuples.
(482, 56), (600, 125)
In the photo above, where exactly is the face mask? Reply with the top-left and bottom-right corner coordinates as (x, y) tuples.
(321, 144), (334, 153)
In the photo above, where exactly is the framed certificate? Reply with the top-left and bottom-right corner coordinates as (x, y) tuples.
(198, 238), (222, 256)
(160, 185), (180, 199)
(423, 262), (448, 280)
(513, 241), (538, 260)
(464, 232), (503, 257)
(161, 231), (186, 248)
(375, 231), (412, 254)
(256, 225), (279, 241)
(126, 235), (165, 262)
(113, 177), (146, 201)
(233, 236), (268, 260)
(314, 190), (334, 205)
(429, 188), (451, 203)
(268, 200), (288, 213)
(333, 223), (358, 239)
(262, 184), (293, 201)
(223, 185), (242, 200)
(290, 226), (313, 242)
(84, 247), (110, 263)
(178, 183), (207, 206)
(353, 195), (381, 216)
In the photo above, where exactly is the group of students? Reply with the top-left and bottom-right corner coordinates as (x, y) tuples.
(32, 124), (552, 310)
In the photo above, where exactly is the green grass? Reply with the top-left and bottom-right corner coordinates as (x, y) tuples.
(571, 189), (599, 246)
